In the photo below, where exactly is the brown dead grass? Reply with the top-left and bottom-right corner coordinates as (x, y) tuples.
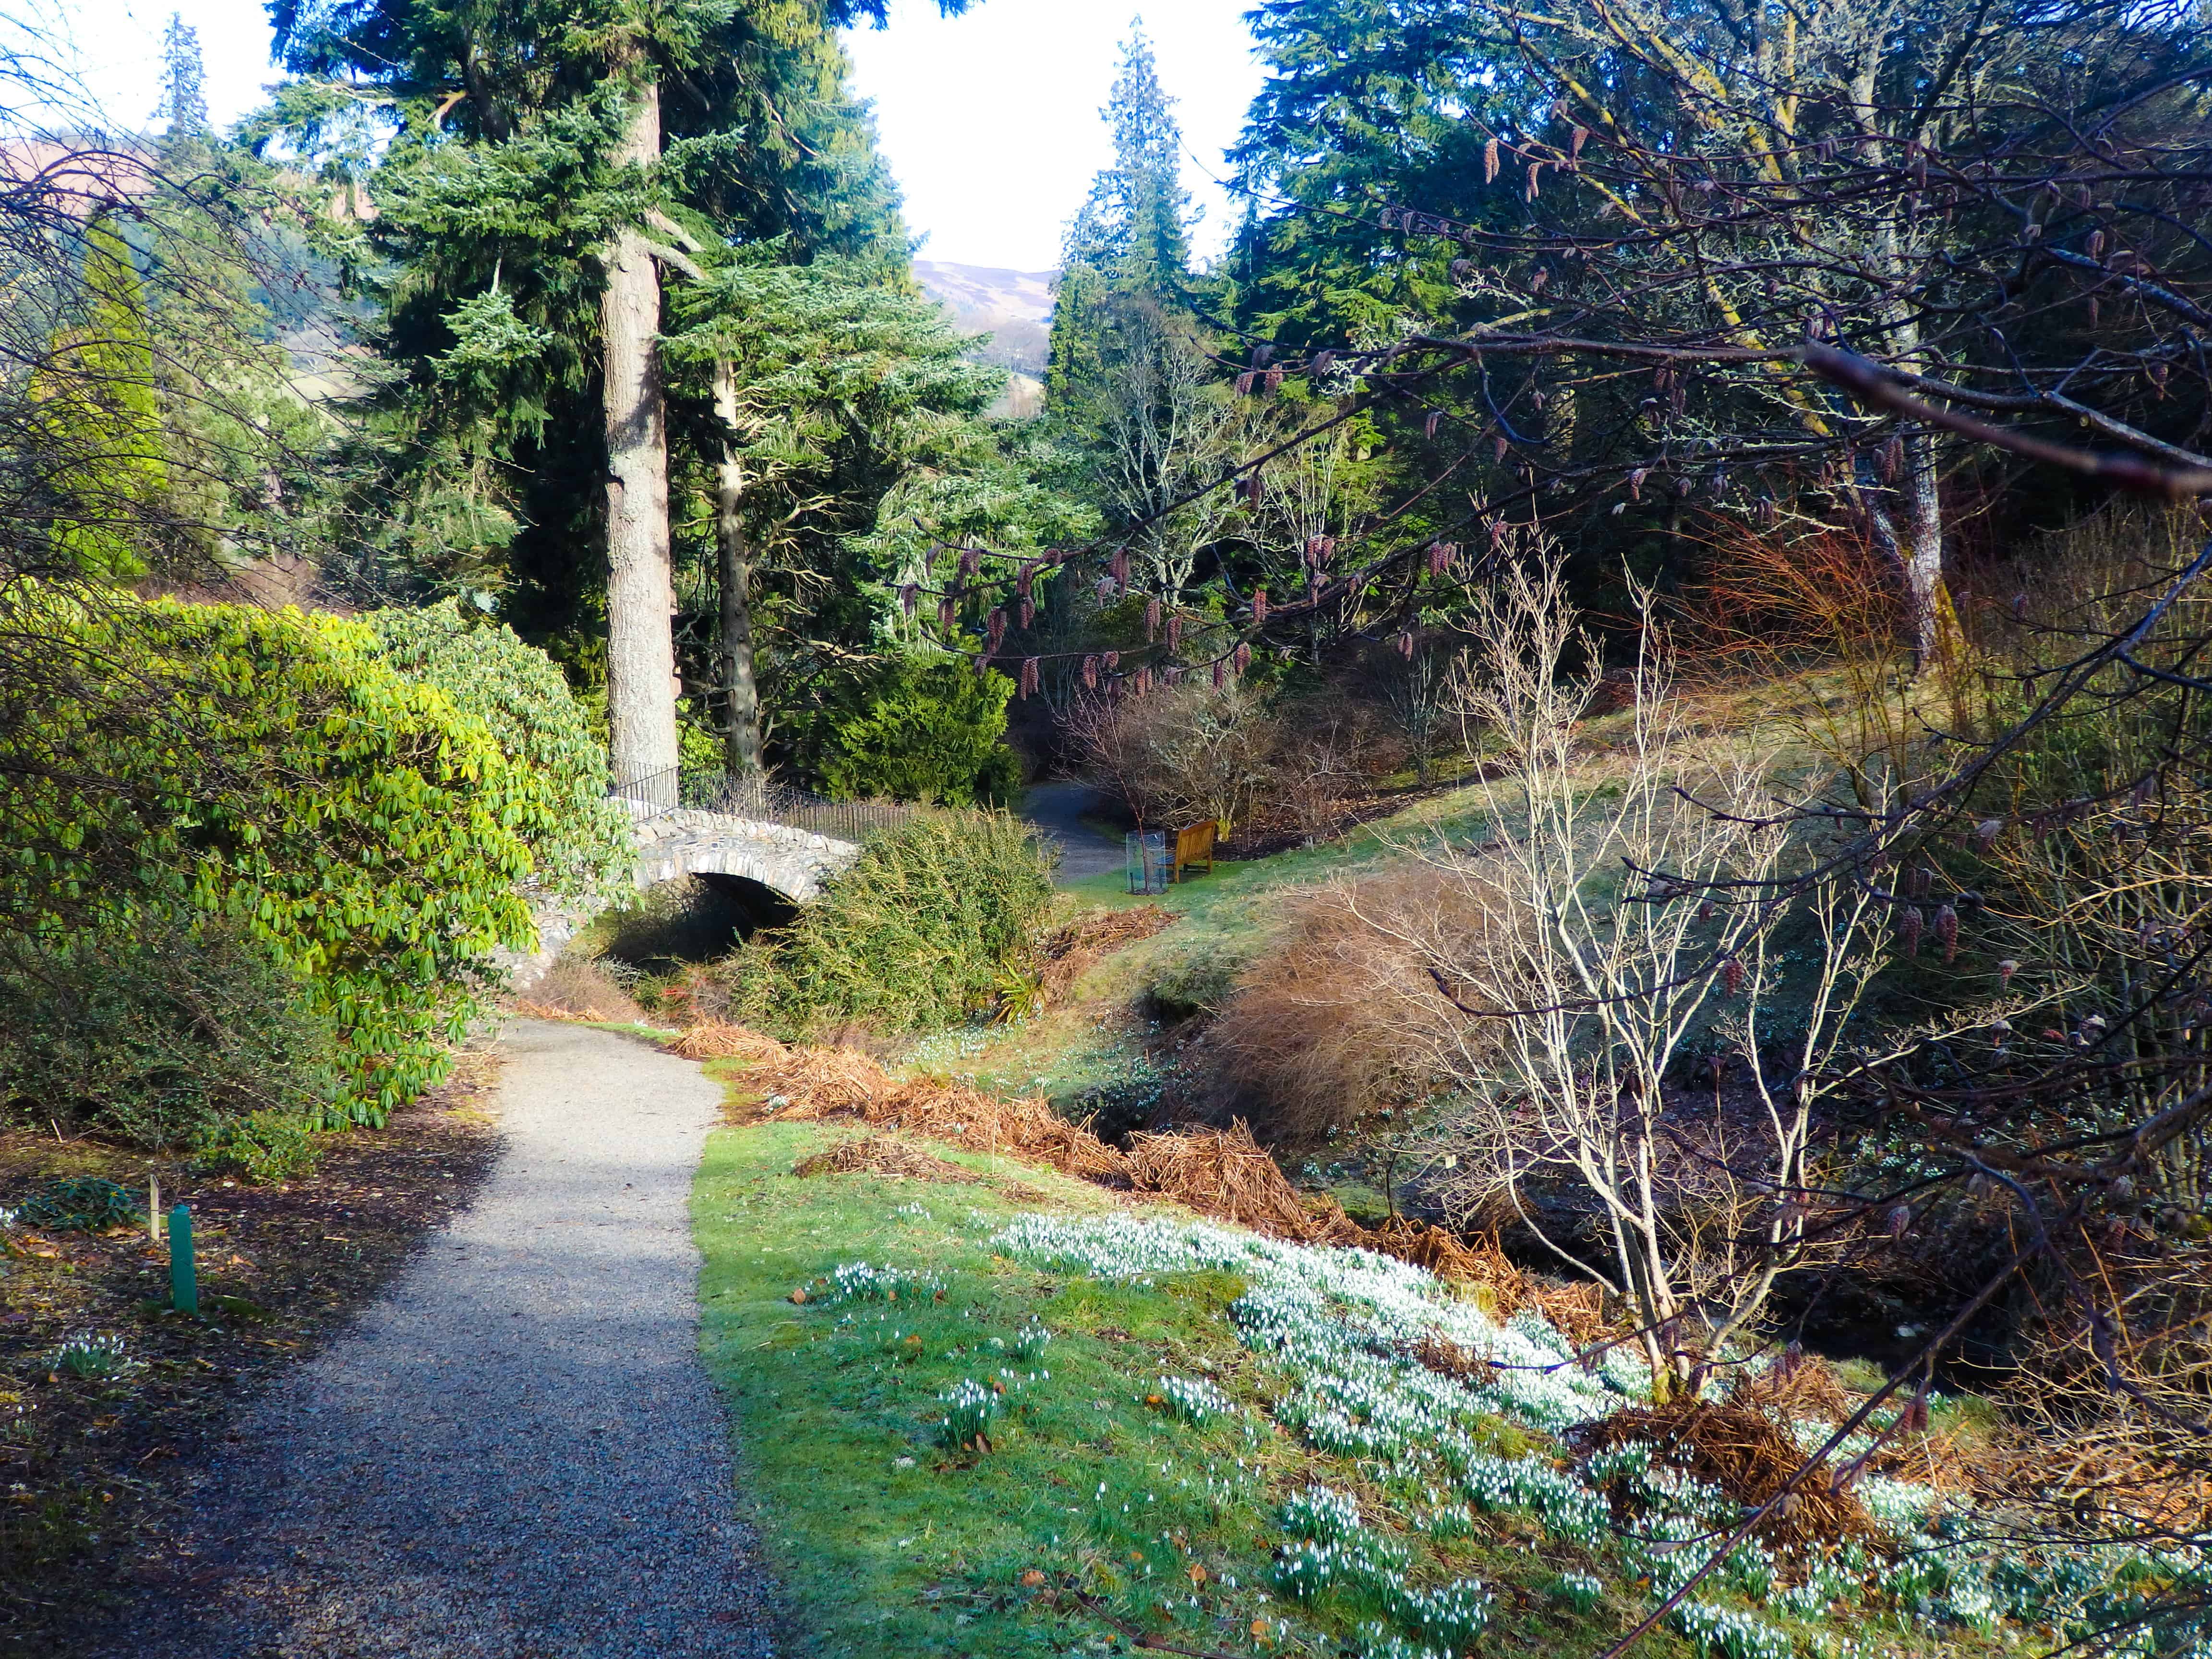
(791, 1136), (981, 1183)
(1124, 1119), (1337, 1237)
(1572, 1398), (1882, 1552)
(1198, 862), (1516, 1142)
(1729, 1352), (1856, 1424)
(1407, 1332), (1499, 1388)
(1038, 904), (1179, 1003)
(516, 956), (649, 1025)
(679, 1021), (1619, 1348)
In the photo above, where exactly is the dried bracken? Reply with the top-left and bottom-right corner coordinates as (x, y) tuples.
(791, 1136), (981, 1184)
(1035, 904), (1178, 1003)
(675, 1022), (1619, 1346)
(1571, 1399), (1881, 1551)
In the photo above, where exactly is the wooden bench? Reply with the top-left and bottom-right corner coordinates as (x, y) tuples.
(1171, 819), (1217, 883)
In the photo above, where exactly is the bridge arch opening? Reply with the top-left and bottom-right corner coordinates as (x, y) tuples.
(693, 871), (798, 937)
(593, 872), (798, 972)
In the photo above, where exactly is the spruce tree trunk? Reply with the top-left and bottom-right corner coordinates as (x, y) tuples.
(601, 68), (679, 801)
(713, 357), (762, 775)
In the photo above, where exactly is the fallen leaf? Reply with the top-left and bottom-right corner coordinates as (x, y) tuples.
(788, 1287), (809, 1305)
(1188, 1563), (1208, 1586)
(1021, 1569), (1047, 1588)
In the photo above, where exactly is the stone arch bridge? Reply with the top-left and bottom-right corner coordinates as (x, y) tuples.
(627, 802), (861, 904)
(506, 794), (874, 989)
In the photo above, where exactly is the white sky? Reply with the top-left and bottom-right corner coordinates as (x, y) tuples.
(844, 1), (1266, 272)
(60, 0), (284, 136)
(61, 0), (1264, 275)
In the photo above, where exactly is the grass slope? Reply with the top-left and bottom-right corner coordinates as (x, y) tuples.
(694, 1107), (1647, 1659)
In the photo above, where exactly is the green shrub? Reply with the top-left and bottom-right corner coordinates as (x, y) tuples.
(0, 923), (340, 1146)
(18, 1177), (140, 1233)
(195, 1109), (327, 1183)
(0, 590), (564, 1121)
(364, 599), (630, 901)
(720, 809), (1054, 1037)
(807, 654), (1023, 806)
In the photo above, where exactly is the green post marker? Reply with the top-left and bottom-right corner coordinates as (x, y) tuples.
(168, 1204), (197, 1316)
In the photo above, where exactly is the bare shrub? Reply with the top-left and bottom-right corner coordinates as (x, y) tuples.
(1065, 679), (1280, 833)
(1269, 727), (1370, 847)
(1400, 550), (1896, 1395)
(518, 956), (649, 1025)
(1200, 860), (1515, 1142)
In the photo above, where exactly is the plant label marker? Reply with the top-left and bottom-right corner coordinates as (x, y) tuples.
(168, 1204), (197, 1315)
(148, 1174), (161, 1247)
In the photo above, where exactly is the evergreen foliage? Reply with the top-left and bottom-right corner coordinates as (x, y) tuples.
(365, 598), (631, 901)
(0, 592), (567, 1120)
(0, 921), (339, 1147)
(29, 217), (164, 577)
(717, 809), (1055, 1038)
(156, 12), (208, 133)
(262, 0), (943, 623)
(1047, 27), (1195, 401)
(805, 655), (1023, 807)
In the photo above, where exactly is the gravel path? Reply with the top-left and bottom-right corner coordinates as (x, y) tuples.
(116, 1020), (775, 1659)
(1021, 779), (1127, 884)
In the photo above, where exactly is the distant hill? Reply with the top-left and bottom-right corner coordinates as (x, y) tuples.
(914, 260), (1055, 389)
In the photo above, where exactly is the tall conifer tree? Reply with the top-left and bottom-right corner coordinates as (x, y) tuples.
(156, 14), (208, 134)
(1047, 25), (1191, 402)
(265, 0), (969, 788)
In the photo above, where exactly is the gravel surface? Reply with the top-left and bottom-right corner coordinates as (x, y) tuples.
(112, 1019), (775, 1659)
(1021, 780), (1127, 883)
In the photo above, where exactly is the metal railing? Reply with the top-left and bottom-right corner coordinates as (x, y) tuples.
(609, 766), (921, 844)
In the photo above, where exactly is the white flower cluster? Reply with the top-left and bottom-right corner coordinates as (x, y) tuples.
(1554, 1569), (1605, 1611)
(1671, 1599), (1796, 1659)
(0, 1205), (17, 1230)
(1854, 1473), (1938, 1529)
(1416, 1501), (1474, 1539)
(991, 1212), (1622, 1433)
(1389, 1575), (1494, 1647)
(938, 1377), (1000, 1448)
(1458, 1452), (1611, 1544)
(1011, 1317), (1052, 1360)
(1283, 1483), (1362, 1541)
(980, 1206), (2201, 1651)
(1274, 1530), (1410, 1601)
(890, 1201), (933, 1220)
(1725, 1539), (1780, 1600)
(830, 1260), (943, 1303)
(1585, 1441), (1732, 1523)
(1770, 1557), (1859, 1617)
(1157, 1374), (1237, 1424)
(55, 1330), (129, 1379)
(1352, 1623), (1454, 1659)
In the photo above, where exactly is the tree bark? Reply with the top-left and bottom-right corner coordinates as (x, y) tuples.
(601, 67), (679, 801)
(1900, 425), (1945, 668)
(713, 356), (762, 775)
